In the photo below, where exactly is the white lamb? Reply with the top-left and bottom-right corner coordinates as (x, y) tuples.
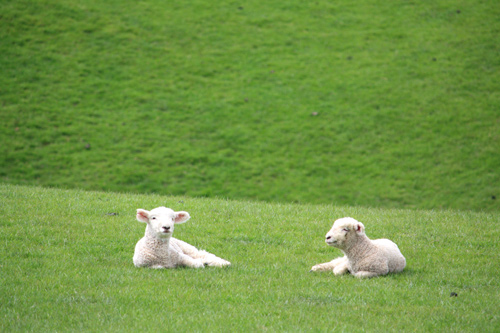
(133, 206), (231, 269)
(311, 217), (405, 278)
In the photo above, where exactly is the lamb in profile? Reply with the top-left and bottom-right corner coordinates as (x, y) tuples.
(133, 206), (231, 269)
(311, 217), (405, 278)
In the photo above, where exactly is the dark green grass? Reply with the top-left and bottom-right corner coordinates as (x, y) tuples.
(1, 0), (499, 211)
(1, 184), (499, 331)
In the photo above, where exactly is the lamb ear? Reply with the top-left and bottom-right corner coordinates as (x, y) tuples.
(354, 222), (365, 235)
(174, 211), (190, 224)
(136, 209), (150, 223)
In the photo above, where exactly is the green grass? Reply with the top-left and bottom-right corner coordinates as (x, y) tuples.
(1, 0), (499, 211)
(1, 184), (499, 331)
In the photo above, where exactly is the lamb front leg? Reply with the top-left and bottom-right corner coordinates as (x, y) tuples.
(333, 259), (349, 275)
(311, 256), (347, 272)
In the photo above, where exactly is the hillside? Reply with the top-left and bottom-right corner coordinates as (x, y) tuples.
(1, 0), (499, 211)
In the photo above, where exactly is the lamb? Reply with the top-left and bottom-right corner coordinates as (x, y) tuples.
(133, 206), (231, 269)
(310, 217), (405, 278)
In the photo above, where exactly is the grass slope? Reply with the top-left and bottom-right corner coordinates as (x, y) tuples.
(0, 0), (499, 212)
(1, 184), (499, 331)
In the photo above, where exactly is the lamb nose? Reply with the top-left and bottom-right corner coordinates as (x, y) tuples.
(326, 236), (331, 240)
(163, 226), (170, 231)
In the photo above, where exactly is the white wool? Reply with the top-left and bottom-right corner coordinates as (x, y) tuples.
(311, 217), (405, 278)
(133, 206), (231, 269)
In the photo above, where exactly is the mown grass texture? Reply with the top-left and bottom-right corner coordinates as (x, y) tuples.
(1, 0), (499, 211)
(1, 184), (498, 331)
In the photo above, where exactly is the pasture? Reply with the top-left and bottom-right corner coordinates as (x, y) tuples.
(1, 184), (498, 331)
(1, 1), (499, 329)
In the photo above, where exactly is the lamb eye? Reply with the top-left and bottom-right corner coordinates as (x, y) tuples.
(343, 228), (349, 232)
(152, 217), (156, 220)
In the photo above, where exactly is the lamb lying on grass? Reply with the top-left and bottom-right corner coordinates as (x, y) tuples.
(133, 206), (231, 269)
(311, 217), (405, 278)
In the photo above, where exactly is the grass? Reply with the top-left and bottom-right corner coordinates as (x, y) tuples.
(1, 184), (499, 331)
(1, 0), (499, 211)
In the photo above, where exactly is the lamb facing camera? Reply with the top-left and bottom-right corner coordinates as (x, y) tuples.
(133, 206), (231, 269)
(311, 217), (405, 278)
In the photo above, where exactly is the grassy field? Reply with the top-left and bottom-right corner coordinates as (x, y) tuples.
(1, 0), (499, 212)
(1, 184), (499, 331)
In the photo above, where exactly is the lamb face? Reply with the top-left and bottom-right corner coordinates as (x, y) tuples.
(325, 217), (364, 249)
(136, 207), (190, 240)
